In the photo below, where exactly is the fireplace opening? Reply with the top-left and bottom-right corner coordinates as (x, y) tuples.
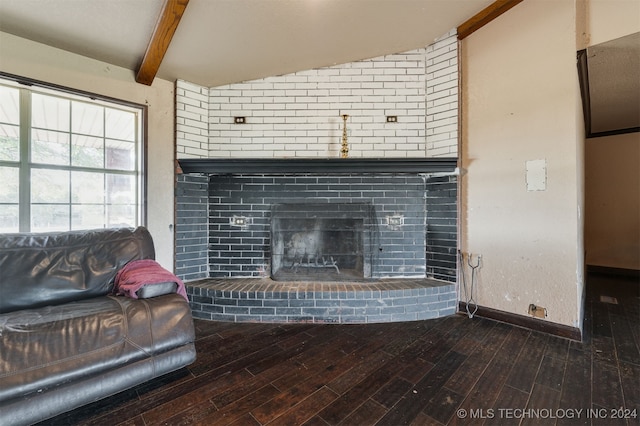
(271, 203), (374, 282)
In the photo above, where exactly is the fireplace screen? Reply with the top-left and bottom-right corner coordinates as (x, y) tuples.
(271, 203), (373, 281)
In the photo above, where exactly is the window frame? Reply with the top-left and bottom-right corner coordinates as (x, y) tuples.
(0, 72), (147, 233)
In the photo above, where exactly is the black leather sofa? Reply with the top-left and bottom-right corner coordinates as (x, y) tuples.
(0, 227), (196, 425)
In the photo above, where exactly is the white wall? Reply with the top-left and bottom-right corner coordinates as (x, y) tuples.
(176, 80), (209, 158)
(587, 0), (640, 46)
(585, 133), (640, 270)
(208, 47), (427, 159)
(0, 32), (177, 269)
(176, 30), (459, 159)
(461, 0), (584, 328)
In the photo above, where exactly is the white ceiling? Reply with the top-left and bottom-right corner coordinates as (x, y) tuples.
(0, 0), (165, 76)
(0, 0), (494, 88)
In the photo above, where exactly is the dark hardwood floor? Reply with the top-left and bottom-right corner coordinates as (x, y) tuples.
(40, 272), (639, 426)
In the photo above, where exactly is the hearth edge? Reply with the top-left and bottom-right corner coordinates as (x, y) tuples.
(186, 278), (456, 324)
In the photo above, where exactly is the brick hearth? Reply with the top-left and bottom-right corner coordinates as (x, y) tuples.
(187, 278), (456, 324)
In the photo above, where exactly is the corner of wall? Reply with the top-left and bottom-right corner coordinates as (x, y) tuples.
(176, 79), (209, 159)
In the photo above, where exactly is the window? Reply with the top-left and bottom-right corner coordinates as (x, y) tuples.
(0, 78), (144, 233)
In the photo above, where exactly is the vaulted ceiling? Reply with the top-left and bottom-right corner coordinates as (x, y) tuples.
(1, 1), (636, 136)
(0, 0), (494, 87)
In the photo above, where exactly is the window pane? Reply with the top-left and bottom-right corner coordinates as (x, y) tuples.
(72, 171), (104, 203)
(0, 166), (19, 203)
(0, 124), (20, 161)
(106, 174), (135, 204)
(0, 205), (19, 232)
(106, 109), (135, 141)
(31, 169), (70, 203)
(32, 129), (70, 165)
(106, 140), (135, 170)
(3, 79), (142, 233)
(72, 204), (104, 230)
(107, 204), (136, 227)
(72, 102), (104, 136)
(31, 204), (69, 232)
(0, 86), (19, 124)
(32, 94), (70, 132)
(72, 134), (104, 167)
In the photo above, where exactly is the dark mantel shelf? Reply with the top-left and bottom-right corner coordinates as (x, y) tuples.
(177, 158), (458, 175)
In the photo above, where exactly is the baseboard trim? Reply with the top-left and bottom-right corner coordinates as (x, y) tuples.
(587, 265), (640, 279)
(458, 302), (582, 341)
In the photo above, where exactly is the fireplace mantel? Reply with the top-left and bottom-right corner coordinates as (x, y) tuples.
(178, 158), (458, 175)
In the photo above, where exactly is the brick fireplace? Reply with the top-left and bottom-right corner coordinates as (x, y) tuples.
(172, 29), (462, 323)
(175, 159), (459, 323)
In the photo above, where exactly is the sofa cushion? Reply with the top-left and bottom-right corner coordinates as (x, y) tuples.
(0, 227), (155, 314)
(0, 294), (194, 403)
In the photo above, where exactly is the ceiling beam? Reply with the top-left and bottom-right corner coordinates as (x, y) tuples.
(457, 0), (523, 40)
(136, 0), (189, 85)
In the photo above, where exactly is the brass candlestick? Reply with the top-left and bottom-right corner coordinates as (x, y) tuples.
(340, 114), (349, 158)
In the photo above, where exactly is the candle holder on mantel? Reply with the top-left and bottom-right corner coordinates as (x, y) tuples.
(340, 114), (349, 158)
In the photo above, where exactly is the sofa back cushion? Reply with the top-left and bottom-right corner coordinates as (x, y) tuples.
(0, 227), (155, 314)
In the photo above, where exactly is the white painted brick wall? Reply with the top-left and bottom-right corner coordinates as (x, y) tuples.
(176, 30), (458, 159)
(176, 80), (209, 158)
(208, 48), (426, 159)
(426, 29), (459, 157)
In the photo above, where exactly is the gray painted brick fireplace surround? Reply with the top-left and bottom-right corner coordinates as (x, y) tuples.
(175, 163), (458, 323)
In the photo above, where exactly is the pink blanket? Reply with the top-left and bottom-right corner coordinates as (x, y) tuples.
(114, 259), (188, 301)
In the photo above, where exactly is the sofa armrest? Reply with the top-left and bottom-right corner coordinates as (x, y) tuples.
(135, 282), (178, 299)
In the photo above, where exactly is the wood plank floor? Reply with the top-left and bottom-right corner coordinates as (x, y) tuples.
(39, 273), (639, 425)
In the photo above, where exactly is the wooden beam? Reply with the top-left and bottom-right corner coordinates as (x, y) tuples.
(136, 0), (189, 85)
(457, 0), (524, 40)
